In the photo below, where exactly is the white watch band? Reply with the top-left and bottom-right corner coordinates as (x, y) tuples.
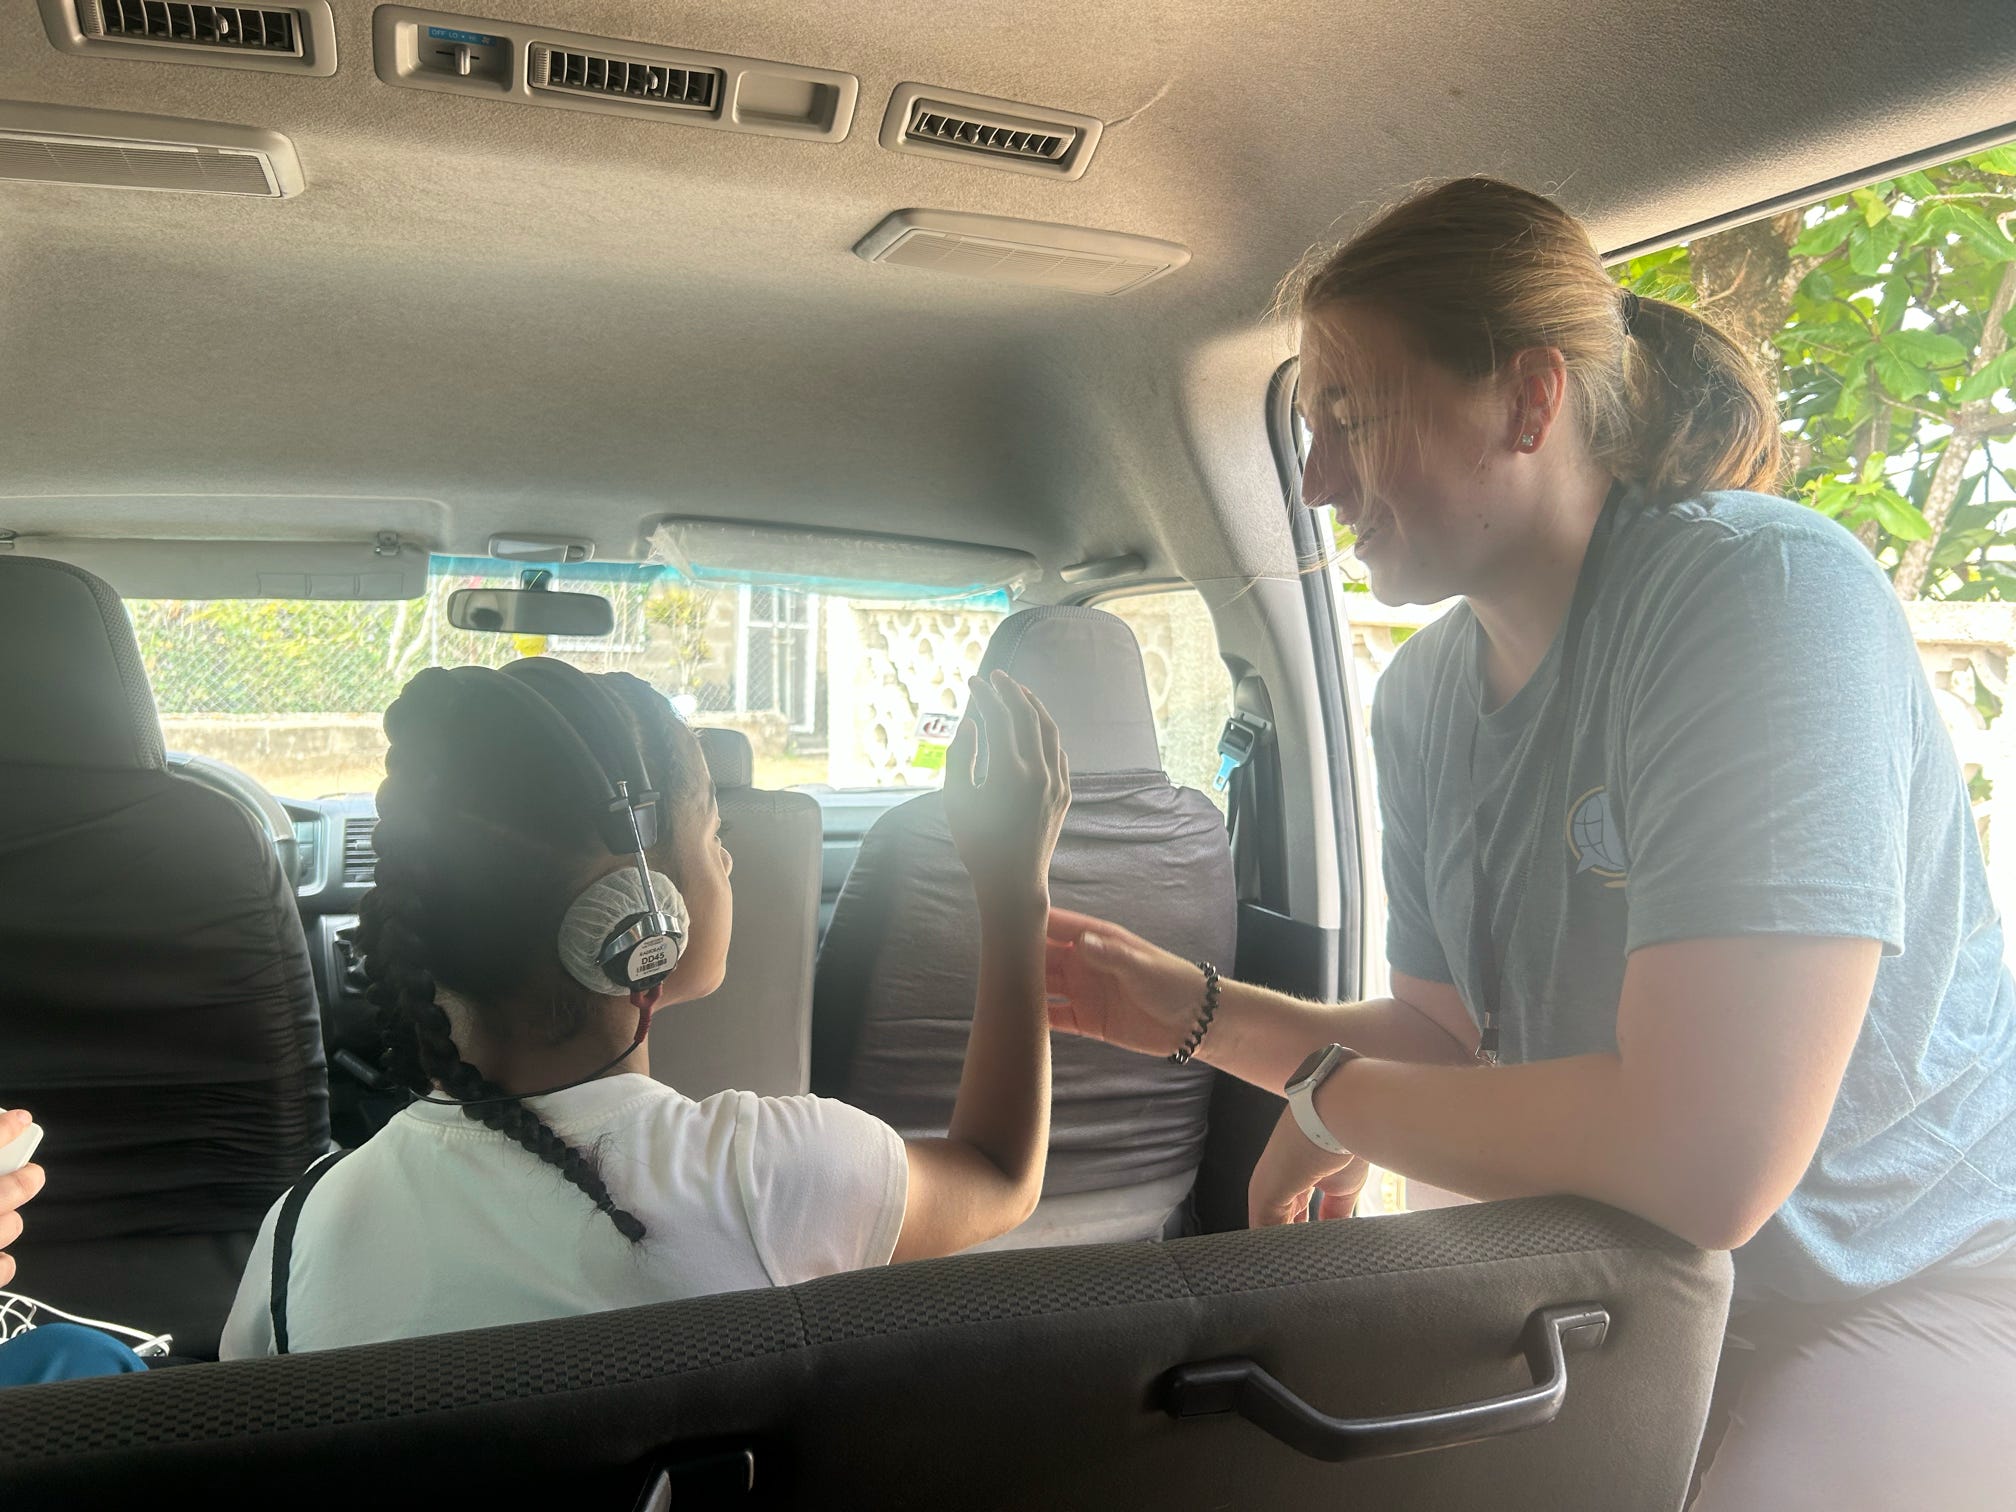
(1288, 1084), (1349, 1155)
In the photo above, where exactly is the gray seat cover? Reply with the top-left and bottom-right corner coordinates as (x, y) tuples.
(814, 607), (1234, 1229)
(651, 727), (820, 1098)
(0, 555), (329, 1357)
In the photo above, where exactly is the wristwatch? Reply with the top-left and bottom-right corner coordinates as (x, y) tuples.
(1282, 1043), (1362, 1155)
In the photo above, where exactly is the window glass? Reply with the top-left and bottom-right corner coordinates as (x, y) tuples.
(126, 560), (1006, 798)
(1099, 588), (1232, 809)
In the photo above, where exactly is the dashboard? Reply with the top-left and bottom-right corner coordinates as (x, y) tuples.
(282, 793), (384, 1059)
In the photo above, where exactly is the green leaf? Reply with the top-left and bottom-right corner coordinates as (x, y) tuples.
(1900, 171), (1941, 199)
(1869, 488), (1935, 540)
(1793, 213), (1856, 258)
(1848, 219), (1905, 277)
(1874, 346), (1934, 399)
(1925, 203), (2016, 263)
(1972, 146), (2016, 176)
(1955, 349), (2016, 403)
(1854, 187), (1891, 227)
(1886, 329), (1971, 367)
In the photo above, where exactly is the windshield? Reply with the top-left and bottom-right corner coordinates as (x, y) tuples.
(127, 559), (1008, 799)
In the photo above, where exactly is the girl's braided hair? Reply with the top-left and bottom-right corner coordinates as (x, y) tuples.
(355, 659), (708, 1242)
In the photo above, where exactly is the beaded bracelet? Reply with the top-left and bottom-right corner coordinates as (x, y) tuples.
(1168, 961), (1221, 1065)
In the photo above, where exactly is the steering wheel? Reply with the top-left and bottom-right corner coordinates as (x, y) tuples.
(165, 751), (301, 887)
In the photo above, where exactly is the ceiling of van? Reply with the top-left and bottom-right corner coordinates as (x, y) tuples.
(3, 0), (2015, 592)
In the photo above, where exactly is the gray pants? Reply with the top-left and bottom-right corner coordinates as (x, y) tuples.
(1690, 1262), (2016, 1510)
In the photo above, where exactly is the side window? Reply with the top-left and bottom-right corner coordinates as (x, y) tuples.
(1099, 588), (1231, 808)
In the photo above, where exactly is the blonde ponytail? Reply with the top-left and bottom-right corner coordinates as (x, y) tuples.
(1287, 177), (1781, 502)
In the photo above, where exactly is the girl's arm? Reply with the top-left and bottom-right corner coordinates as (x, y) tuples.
(1249, 933), (1880, 1248)
(891, 673), (1070, 1264)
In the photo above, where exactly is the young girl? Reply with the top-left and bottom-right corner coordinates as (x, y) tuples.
(1045, 177), (2016, 1508)
(221, 656), (1067, 1355)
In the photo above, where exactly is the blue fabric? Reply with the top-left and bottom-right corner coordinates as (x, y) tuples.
(1372, 491), (2016, 1304)
(0, 1322), (148, 1385)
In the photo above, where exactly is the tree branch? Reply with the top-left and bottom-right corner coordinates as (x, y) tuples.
(1893, 257), (2016, 598)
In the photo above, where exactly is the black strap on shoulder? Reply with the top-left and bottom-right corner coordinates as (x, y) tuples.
(269, 1148), (351, 1356)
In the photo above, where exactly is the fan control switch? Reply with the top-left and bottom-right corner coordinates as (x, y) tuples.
(417, 23), (508, 84)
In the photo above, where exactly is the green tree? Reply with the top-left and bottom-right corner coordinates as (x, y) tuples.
(642, 584), (718, 694)
(1620, 149), (2016, 600)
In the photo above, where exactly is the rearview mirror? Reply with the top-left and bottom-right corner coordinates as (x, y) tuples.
(446, 587), (615, 637)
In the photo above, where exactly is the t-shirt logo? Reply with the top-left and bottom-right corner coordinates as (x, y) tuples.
(1568, 787), (1628, 888)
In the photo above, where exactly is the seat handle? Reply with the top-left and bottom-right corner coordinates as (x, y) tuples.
(1165, 1303), (1610, 1463)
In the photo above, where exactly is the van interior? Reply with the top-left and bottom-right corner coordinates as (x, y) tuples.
(1, 1), (2012, 1505)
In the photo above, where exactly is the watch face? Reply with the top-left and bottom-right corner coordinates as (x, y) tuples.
(1287, 1045), (1333, 1092)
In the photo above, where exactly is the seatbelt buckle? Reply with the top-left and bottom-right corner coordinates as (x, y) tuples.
(1213, 713), (1273, 792)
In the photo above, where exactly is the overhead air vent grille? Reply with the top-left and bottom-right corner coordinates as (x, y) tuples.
(342, 818), (377, 886)
(904, 102), (1072, 163)
(0, 101), (304, 198)
(39, 0), (336, 74)
(880, 83), (1101, 180)
(83, 2), (300, 54)
(530, 43), (720, 111)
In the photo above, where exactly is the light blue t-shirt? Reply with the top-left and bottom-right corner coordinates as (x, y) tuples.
(1372, 491), (2016, 1303)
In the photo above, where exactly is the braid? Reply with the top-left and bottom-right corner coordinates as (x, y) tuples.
(357, 668), (650, 1244)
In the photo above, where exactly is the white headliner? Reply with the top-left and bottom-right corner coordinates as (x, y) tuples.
(4, 0), (2015, 593)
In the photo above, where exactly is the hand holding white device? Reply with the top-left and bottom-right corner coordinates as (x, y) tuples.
(0, 1119), (44, 1177)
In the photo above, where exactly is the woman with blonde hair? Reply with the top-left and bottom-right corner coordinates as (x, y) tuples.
(1046, 177), (2016, 1508)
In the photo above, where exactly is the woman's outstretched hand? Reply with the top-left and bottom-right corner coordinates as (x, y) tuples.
(943, 671), (1071, 913)
(1044, 910), (1216, 1061)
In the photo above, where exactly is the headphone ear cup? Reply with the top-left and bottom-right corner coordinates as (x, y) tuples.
(609, 876), (688, 986)
(559, 870), (688, 994)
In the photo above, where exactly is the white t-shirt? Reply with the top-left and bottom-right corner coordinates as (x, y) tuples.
(219, 1074), (909, 1357)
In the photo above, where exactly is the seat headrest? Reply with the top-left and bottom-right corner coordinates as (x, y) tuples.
(977, 607), (1162, 774)
(0, 556), (164, 771)
(695, 727), (754, 789)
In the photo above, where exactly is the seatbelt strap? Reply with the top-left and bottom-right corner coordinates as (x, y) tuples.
(1217, 713), (1274, 903)
(269, 1148), (351, 1356)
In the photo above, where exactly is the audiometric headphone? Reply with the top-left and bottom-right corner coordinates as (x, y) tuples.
(485, 661), (689, 995)
(402, 661), (689, 1109)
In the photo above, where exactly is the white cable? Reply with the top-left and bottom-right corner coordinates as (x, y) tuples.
(0, 1290), (173, 1357)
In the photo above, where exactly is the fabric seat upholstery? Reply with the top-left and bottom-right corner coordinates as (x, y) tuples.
(0, 1197), (1734, 1511)
(649, 727), (820, 1098)
(0, 556), (329, 1358)
(813, 606), (1234, 1244)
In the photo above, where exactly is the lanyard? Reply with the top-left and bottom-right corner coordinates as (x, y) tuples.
(1464, 484), (1625, 1064)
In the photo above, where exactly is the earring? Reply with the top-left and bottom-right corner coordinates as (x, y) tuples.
(1519, 433), (1536, 449)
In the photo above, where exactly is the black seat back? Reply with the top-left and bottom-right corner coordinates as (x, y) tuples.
(813, 607), (1234, 1243)
(0, 1198), (1731, 1510)
(0, 556), (329, 1356)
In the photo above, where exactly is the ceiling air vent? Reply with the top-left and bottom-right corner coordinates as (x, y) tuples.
(530, 43), (720, 112)
(905, 102), (1072, 163)
(0, 101), (304, 198)
(855, 209), (1187, 298)
(85, 2), (298, 53)
(880, 83), (1101, 180)
(342, 818), (378, 886)
(374, 9), (855, 141)
(39, 0), (337, 74)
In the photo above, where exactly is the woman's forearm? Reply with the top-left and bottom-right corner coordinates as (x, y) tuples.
(1198, 984), (1478, 1091)
(1308, 1052), (1741, 1248)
